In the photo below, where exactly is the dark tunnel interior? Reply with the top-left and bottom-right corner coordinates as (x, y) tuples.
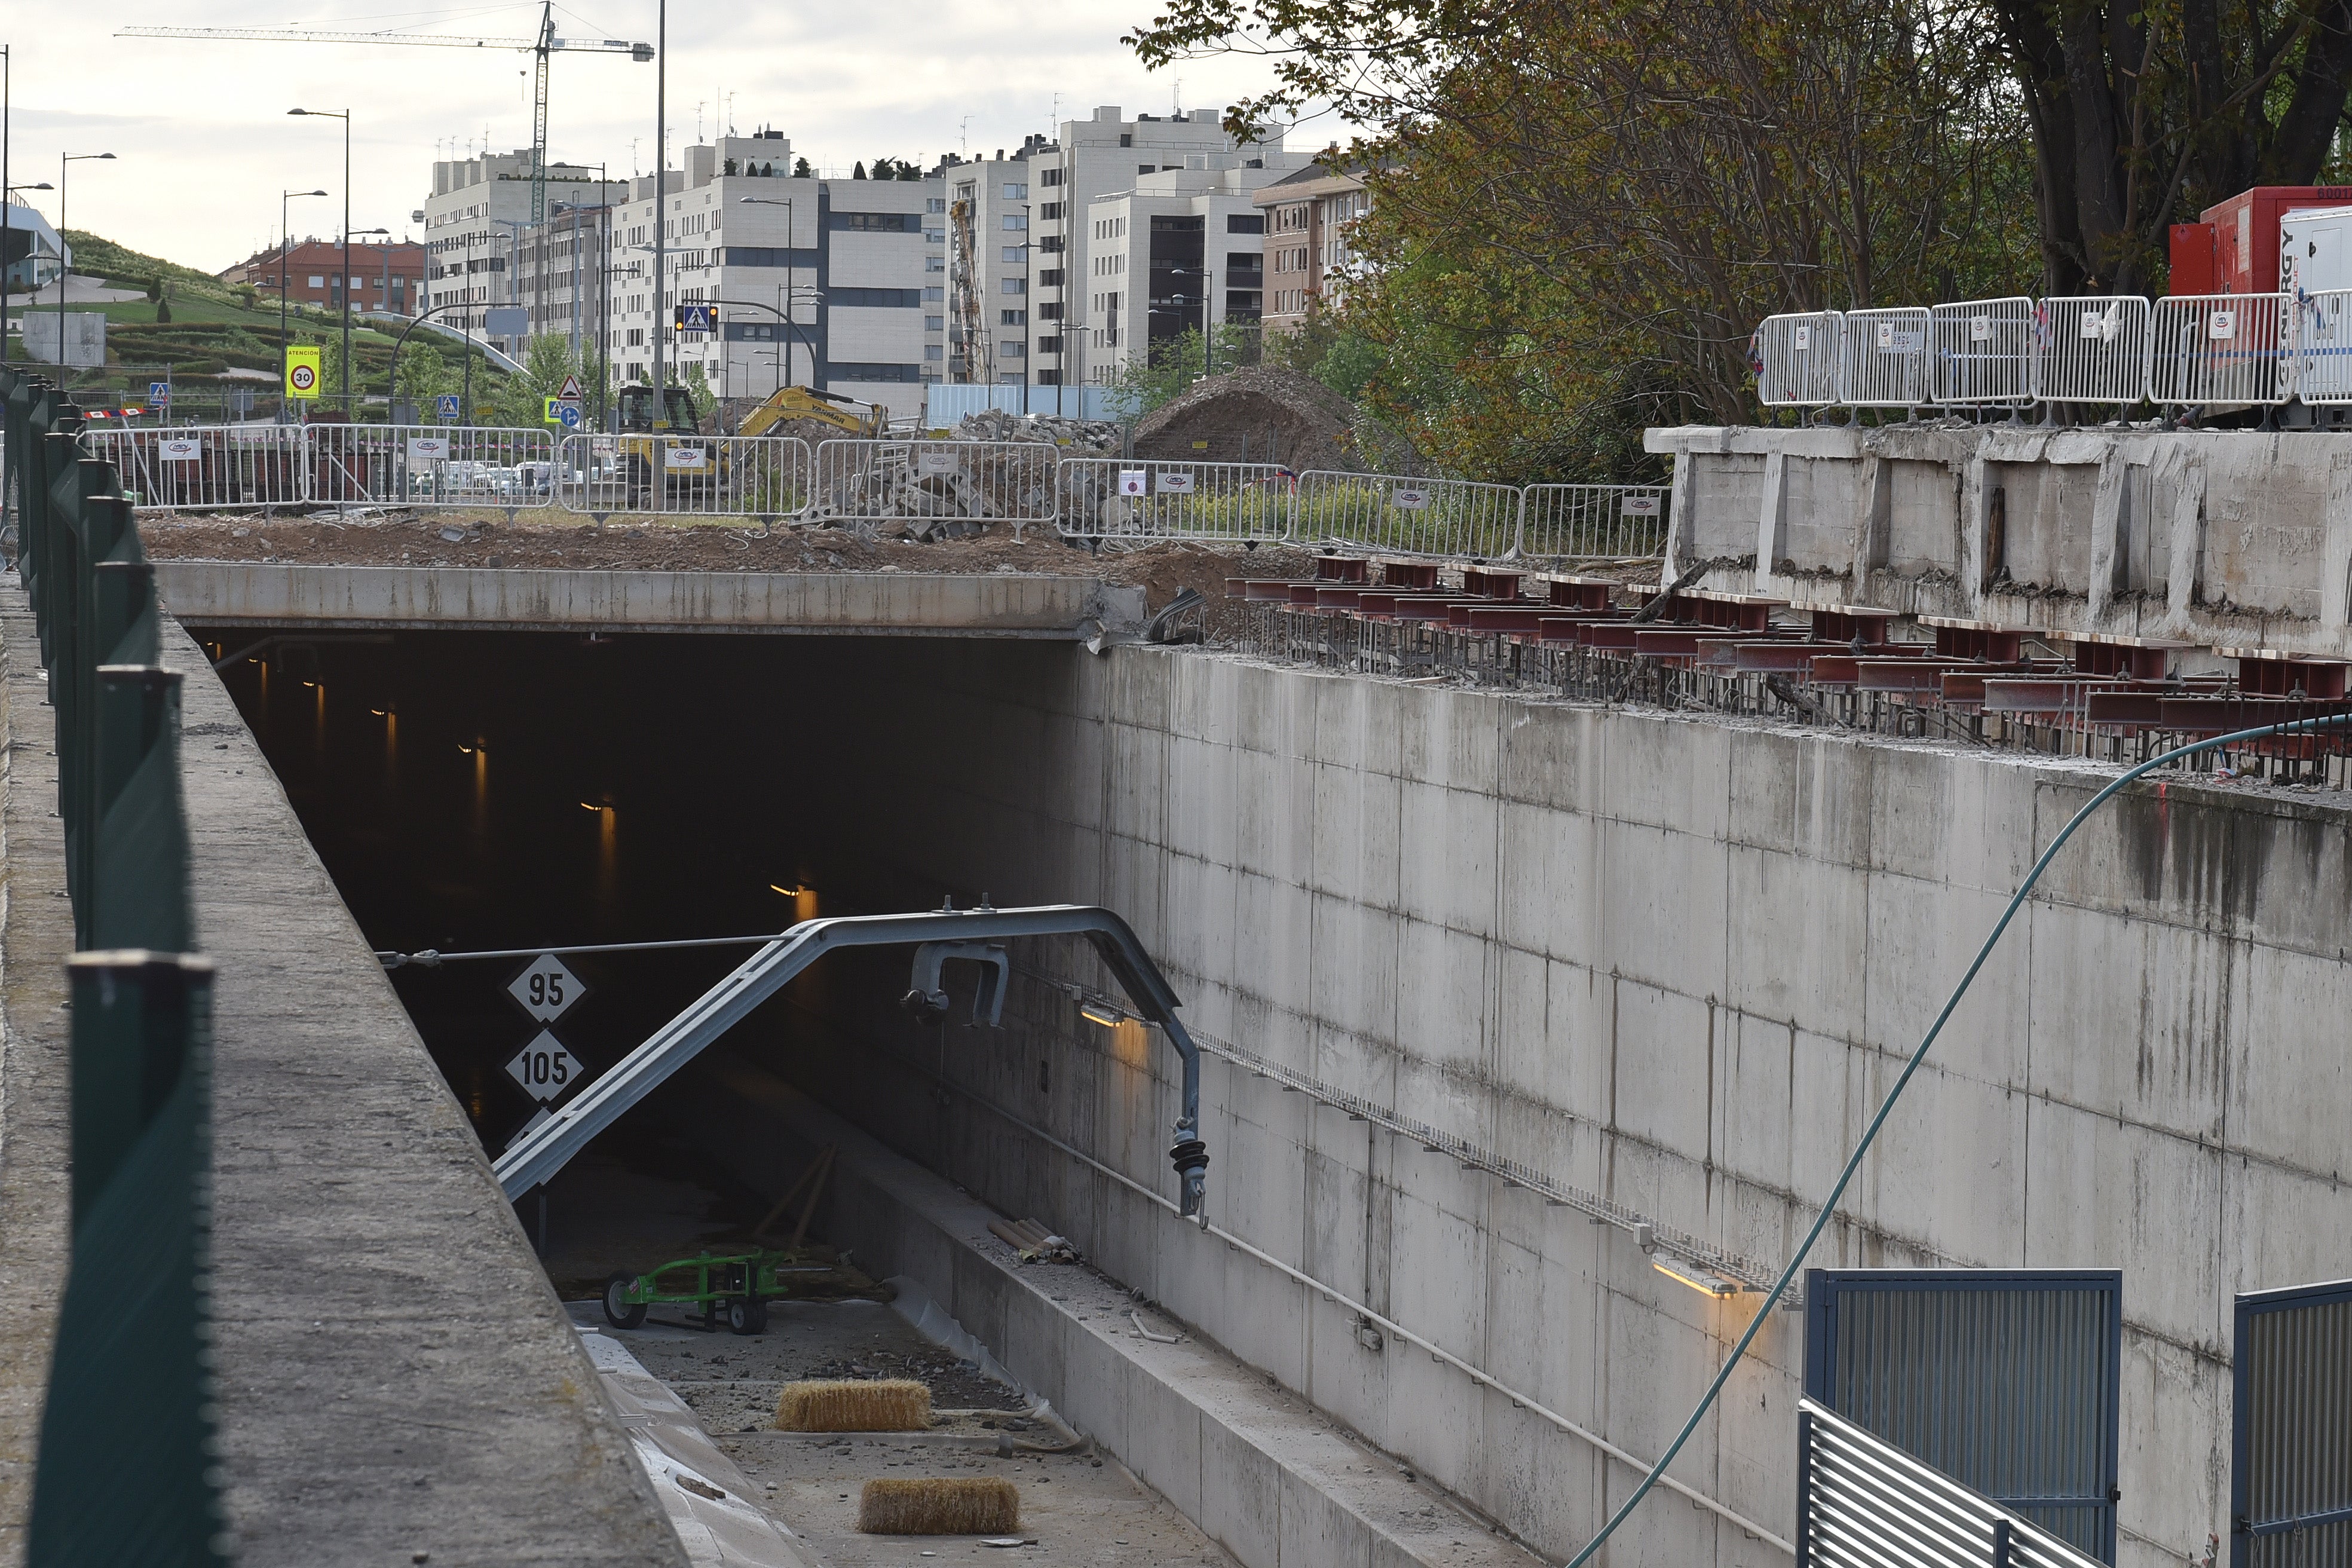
(190, 626), (1081, 1288)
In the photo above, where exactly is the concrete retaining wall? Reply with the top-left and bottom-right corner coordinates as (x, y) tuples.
(1649, 424), (2352, 653)
(746, 639), (2352, 1568)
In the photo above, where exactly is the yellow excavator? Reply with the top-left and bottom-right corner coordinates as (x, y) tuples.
(605, 382), (720, 504)
(736, 384), (886, 439)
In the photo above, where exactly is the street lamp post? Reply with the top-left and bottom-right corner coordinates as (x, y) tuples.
(288, 108), (353, 406)
(57, 152), (118, 357)
(278, 188), (329, 423)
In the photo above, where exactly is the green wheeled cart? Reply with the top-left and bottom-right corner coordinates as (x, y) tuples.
(601, 1249), (826, 1334)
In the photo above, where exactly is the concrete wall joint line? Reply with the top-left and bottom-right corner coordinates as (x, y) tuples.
(947, 1078), (1799, 1558)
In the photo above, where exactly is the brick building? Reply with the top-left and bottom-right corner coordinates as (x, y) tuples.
(220, 237), (425, 316)
(1253, 159), (1370, 336)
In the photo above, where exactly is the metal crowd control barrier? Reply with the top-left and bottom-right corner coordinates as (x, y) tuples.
(1797, 1398), (2103, 1568)
(2295, 287), (2352, 403)
(2149, 293), (2291, 407)
(556, 433), (812, 523)
(81, 424), (306, 513)
(1054, 458), (1294, 542)
(0, 363), (229, 1566)
(1756, 310), (1845, 406)
(309, 423), (556, 512)
(1841, 307), (1934, 408)
(812, 438), (1058, 537)
(1518, 483), (1667, 560)
(2030, 295), (2152, 410)
(1294, 471), (1524, 558)
(1931, 297), (2035, 406)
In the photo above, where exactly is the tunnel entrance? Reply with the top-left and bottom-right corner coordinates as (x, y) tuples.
(189, 626), (1105, 1293)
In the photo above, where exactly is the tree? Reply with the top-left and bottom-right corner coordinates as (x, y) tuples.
(852, 161), (868, 180)
(794, 155), (813, 177)
(394, 339), (455, 411)
(155, 285), (172, 326)
(1109, 321), (1266, 414)
(498, 332), (586, 426)
(1986, 0), (2352, 291)
(1128, 0), (2036, 460)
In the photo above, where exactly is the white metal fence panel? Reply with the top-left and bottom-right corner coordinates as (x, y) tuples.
(1517, 483), (1667, 561)
(554, 434), (812, 520)
(811, 439), (1059, 535)
(1840, 307), (1934, 407)
(1799, 1399), (2107, 1568)
(1931, 297), (2036, 406)
(2148, 293), (2291, 406)
(1054, 458), (1293, 541)
(2295, 288), (2352, 403)
(307, 425), (558, 510)
(1295, 471), (1524, 558)
(1756, 311), (1845, 406)
(83, 424), (308, 512)
(2032, 295), (2152, 407)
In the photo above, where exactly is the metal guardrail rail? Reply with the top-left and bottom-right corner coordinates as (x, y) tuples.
(1296, 471), (1525, 559)
(554, 433), (813, 523)
(1798, 1398), (2106, 1568)
(1054, 457), (1295, 543)
(0, 363), (228, 1565)
(308, 424), (559, 512)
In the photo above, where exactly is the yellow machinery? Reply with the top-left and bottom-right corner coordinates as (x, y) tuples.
(736, 384), (885, 439)
(606, 382), (718, 504)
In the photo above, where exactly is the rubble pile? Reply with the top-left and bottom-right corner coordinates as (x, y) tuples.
(809, 443), (1059, 542)
(951, 408), (1123, 453)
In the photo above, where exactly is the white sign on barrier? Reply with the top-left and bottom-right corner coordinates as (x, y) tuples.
(1156, 471), (1196, 494)
(159, 439), (201, 463)
(918, 450), (961, 476)
(1794, 323), (1812, 350)
(1624, 495), (1661, 516)
(1118, 468), (1148, 496)
(1971, 314), (1994, 341)
(406, 437), (450, 462)
(1393, 488), (1431, 510)
(2209, 310), (2237, 339)
(665, 445), (708, 470)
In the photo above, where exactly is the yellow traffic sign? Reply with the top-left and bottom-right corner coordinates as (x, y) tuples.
(285, 345), (322, 400)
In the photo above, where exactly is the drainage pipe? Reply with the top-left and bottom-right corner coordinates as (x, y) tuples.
(1562, 711), (2352, 1568)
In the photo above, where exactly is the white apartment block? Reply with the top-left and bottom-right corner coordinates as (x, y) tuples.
(941, 108), (1299, 389)
(418, 149), (627, 349)
(1083, 161), (1299, 384)
(498, 133), (946, 420)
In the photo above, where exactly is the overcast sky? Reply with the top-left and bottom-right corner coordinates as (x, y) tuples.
(7, 1), (1310, 273)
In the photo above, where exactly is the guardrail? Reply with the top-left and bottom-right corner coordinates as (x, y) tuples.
(0, 363), (228, 1564)
(1296, 471), (1525, 559)
(812, 438), (1059, 539)
(1797, 1398), (2105, 1568)
(1753, 289), (2352, 416)
(310, 424), (559, 512)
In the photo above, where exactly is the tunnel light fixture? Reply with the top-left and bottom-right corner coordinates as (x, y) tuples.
(1652, 1254), (1738, 1298)
(369, 708), (390, 717)
(580, 801), (602, 811)
(770, 883), (807, 897)
(1078, 999), (1129, 1030)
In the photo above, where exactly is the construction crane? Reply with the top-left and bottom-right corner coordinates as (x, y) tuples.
(120, 7), (653, 223)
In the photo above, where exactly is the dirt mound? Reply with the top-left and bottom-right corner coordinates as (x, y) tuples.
(1131, 365), (1407, 472)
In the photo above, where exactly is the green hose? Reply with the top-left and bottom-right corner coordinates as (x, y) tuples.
(1563, 709), (2350, 1568)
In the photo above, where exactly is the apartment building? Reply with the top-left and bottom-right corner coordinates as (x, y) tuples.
(1255, 159), (1371, 336)
(416, 148), (628, 348)
(942, 108), (1300, 388)
(220, 237), (426, 317)
(505, 133), (943, 420)
(1083, 160), (1301, 383)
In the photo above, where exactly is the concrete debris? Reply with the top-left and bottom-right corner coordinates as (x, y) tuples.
(951, 409), (1122, 454)
(808, 443), (1058, 543)
(988, 1218), (1077, 1263)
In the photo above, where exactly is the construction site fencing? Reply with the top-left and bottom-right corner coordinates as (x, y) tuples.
(2031, 295), (2152, 408)
(308, 424), (558, 512)
(2149, 293), (2291, 407)
(2293, 287), (2352, 402)
(1296, 471), (1525, 559)
(82, 424), (307, 513)
(1755, 310), (1845, 406)
(1840, 307), (1934, 408)
(1930, 297), (2036, 406)
(1518, 483), (1668, 560)
(555, 434), (813, 522)
(812, 439), (1059, 537)
(1054, 458), (1294, 543)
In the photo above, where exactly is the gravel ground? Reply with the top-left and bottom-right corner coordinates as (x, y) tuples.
(572, 1297), (1242, 1567)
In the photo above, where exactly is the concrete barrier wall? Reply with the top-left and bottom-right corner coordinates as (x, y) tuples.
(1649, 424), (2352, 653)
(753, 640), (2352, 1568)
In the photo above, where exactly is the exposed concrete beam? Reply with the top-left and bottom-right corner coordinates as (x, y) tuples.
(154, 564), (1146, 640)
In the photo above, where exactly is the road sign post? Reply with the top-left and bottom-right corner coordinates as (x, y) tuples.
(284, 345), (322, 402)
(147, 381), (171, 411)
(436, 393), (461, 421)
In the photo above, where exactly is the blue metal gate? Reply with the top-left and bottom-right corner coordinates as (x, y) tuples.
(1805, 1269), (2123, 1563)
(2233, 1278), (2352, 1568)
